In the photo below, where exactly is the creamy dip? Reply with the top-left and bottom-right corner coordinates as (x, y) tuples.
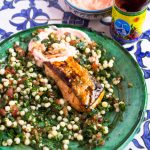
(38, 26), (91, 43)
(29, 26), (92, 66)
(69, 0), (113, 10)
(30, 42), (77, 66)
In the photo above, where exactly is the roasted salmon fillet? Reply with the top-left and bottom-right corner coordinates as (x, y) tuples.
(44, 57), (104, 112)
(28, 27), (105, 112)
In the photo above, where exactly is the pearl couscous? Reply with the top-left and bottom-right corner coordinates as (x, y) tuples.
(0, 27), (125, 150)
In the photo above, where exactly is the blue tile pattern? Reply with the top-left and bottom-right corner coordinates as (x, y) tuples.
(0, 28), (13, 40)
(0, 1), (150, 150)
(122, 29), (150, 79)
(63, 12), (89, 27)
(132, 110), (150, 149)
(135, 30), (150, 79)
(10, 7), (50, 30)
(132, 139), (145, 149)
(0, 0), (17, 11)
(29, 0), (35, 7)
(126, 45), (134, 51)
(141, 121), (150, 149)
(44, 0), (64, 12)
(143, 69), (150, 79)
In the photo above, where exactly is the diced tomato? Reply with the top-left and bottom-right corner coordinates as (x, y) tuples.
(0, 108), (6, 116)
(37, 29), (45, 33)
(64, 32), (70, 36)
(9, 80), (13, 85)
(18, 77), (26, 84)
(55, 99), (63, 105)
(6, 88), (14, 99)
(5, 67), (16, 75)
(69, 40), (77, 46)
(14, 45), (25, 57)
(92, 62), (98, 71)
(27, 51), (34, 59)
(98, 117), (103, 123)
(38, 92), (44, 96)
(33, 80), (39, 85)
(11, 105), (19, 117)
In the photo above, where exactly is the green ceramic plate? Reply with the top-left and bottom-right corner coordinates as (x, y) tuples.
(0, 24), (147, 150)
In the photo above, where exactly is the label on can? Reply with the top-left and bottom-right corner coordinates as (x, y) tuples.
(111, 6), (147, 43)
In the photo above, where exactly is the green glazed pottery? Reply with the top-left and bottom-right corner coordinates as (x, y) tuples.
(0, 24), (147, 150)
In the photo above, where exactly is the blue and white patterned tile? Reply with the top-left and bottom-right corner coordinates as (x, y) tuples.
(48, 19), (62, 25)
(28, 0), (69, 20)
(10, 2), (51, 30)
(125, 109), (150, 150)
(0, 1), (149, 150)
(147, 95), (150, 111)
(9, 9), (50, 30)
(146, 81), (150, 95)
(32, 0), (64, 20)
(0, 1), (51, 32)
(62, 12), (89, 27)
(0, 18), (16, 41)
(0, 0), (17, 11)
(0, 1), (29, 20)
(121, 10), (150, 87)
(124, 43), (150, 94)
(59, 0), (73, 12)
(45, 0), (68, 12)
(0, 28), (13, 41)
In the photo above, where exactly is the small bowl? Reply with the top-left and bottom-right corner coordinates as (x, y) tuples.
(64, 0), (112, 20)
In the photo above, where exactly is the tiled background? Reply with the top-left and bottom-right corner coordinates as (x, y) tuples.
(0, 0), (150, 149)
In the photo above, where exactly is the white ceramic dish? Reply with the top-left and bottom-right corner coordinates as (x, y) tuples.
(64, 0), (112, 20)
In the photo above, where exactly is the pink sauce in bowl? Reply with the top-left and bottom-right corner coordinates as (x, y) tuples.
(68, 0), (113, 10)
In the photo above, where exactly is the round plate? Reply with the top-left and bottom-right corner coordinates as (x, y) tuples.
(0, 24), (147, 150)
